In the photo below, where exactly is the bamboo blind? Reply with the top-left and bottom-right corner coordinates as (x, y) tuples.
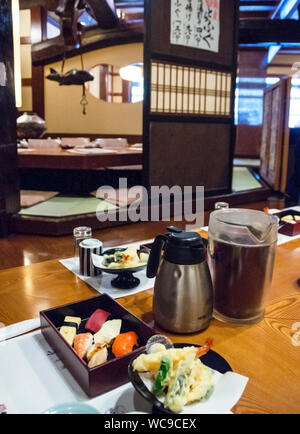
(151, 61), (232, 116)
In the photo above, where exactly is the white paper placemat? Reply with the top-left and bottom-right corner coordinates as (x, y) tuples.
(0, 331), (151, 415)
(60, 257), (155, 299)
(60, 242), (155, 299)
(0, 331), (248, 414)
(67, 148), (118, 155)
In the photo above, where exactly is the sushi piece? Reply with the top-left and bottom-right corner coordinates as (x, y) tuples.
(86, 344), (108, 368)
(112, 331), (138, 358)
(94, 319), (122, 346)
(85, 309), (111, 333)
(281, 215), (295, 223)
(74, 332), (93, 359)
(60, 316), (81, 347)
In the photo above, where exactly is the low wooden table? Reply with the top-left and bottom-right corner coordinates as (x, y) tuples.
(0, 232), (299, 413)
(18, 147), (142, 170)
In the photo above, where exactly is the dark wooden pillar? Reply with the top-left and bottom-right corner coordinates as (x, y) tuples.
(31, 6), (46, 119)
(0, 0), (20, 237)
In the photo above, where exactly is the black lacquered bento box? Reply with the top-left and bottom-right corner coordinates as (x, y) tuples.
(276, 209), (300, 237)
(40, 294), (156, 398)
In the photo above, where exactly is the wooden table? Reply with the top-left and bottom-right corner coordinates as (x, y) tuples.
(0, 232), (300, 413)
(18, 147), (142, 170)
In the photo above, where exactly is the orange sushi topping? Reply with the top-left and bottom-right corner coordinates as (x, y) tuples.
(112, 331), (138, 358)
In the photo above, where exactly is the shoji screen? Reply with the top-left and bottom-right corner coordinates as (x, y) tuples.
(260, 78), (291, 192)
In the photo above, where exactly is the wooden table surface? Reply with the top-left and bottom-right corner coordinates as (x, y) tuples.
(18, 147), (142, 169)
(0, 231), (299, 414)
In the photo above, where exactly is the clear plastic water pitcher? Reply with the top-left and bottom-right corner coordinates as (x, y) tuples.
(208, 209), (278, 325)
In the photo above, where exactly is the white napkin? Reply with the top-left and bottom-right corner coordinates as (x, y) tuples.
(66, 148), (118, 155)
(139, 369), (248, 414)
(60, 257), (155, 299)
(0, 318), (40, 342)
(18, 148), (34, 152)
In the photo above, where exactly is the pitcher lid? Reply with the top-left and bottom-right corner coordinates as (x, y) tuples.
(208, 208), (278, 246)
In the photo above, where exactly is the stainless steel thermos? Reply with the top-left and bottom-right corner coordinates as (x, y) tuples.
(147, 227), (213, 333)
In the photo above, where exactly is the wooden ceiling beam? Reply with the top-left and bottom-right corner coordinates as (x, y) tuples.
(87, 0), (119, 29)
(32, 21), (143, 65)
(115, 1), (144, 6)
(20, 0), (58, 9)
(239, 11), (274, 18)
(239, 19), (300, 44)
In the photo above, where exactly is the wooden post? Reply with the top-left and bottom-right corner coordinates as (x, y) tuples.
(0, 0), (20, 237)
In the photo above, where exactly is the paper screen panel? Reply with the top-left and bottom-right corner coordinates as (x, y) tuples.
(259, 79), (288, 191)
(150, 61), (231, 116)
(260, 91), (272, 180)
(268, 86), (281, 177)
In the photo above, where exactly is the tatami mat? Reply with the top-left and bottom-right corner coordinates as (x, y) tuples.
(232, 167), (262, 192)
(19, 196), (118, 218)
(19, 167), (262, 217)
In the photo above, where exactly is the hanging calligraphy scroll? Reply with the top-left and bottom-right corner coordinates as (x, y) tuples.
(170, 0), (220, 53)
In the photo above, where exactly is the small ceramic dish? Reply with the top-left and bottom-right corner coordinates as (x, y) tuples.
(92, 248), (148, 289)
(43, 402), (99, 414)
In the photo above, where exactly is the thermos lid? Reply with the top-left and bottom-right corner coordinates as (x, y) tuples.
(168, 231), (202, 246)
(165, 230), (206, 265)
(146, 227), (207, 277)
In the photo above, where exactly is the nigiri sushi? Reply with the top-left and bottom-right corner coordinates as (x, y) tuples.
(60, 316), (81, 347)
(74, 332), (93, 359)
(86, 344), (108, 368)
(85, 309), (111, 333)
(94, 319), (122, 346)
(112, 331), (138, 357)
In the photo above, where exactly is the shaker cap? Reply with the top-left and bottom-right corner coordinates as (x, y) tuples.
(79, 238), (102, 248)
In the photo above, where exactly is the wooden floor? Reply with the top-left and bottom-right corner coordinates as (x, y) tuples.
(0, 199), (285, 270)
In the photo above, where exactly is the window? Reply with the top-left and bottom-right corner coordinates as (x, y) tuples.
(79, 11), (97, 27)
(234, 76), (300, 128)
(46, 12), (60, 39)
(130, 78), (144, 103)
(289, 78), (300, 128)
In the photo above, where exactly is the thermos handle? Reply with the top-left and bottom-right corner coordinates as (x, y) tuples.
(146, 235), (168, 278)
